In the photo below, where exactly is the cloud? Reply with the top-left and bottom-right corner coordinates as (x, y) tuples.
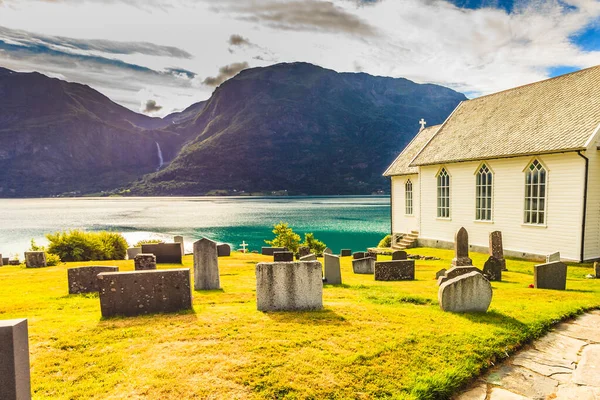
(229, 34), (252, 46)
(202, 62), (249, 86)
(143, 99), (162, 113)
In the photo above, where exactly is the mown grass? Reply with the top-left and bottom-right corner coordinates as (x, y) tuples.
(1, 248), (599, 399)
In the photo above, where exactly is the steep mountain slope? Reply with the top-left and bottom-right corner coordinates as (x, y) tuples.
(0, 68), (187, 197)
(132, 62), (466, 195)
(162, 101), (207, 126)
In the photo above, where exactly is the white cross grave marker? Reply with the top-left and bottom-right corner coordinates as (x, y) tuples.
(419, 118), (427, 131)
(240, 241), (248, 253)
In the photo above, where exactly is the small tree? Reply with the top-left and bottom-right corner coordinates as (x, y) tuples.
(265, 222), (301, 253)
(302, 233), (326, 255)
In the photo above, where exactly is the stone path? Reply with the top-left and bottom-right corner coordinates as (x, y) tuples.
(455, 310), (600, 399)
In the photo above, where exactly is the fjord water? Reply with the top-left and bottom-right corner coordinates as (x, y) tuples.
(0, 196), (390, 256)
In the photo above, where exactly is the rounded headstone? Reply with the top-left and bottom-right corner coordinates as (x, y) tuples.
(134, 253), (156, 271)
(438, 271), (492, 313)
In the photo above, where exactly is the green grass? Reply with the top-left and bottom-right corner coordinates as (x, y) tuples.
(1, 248), (599, 399)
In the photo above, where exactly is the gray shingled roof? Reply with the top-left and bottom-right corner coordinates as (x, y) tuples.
(411, 65), (600, 166)
(383, 125), (440, 176)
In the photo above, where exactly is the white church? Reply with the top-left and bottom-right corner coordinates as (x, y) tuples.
(384, 65), (600, 262)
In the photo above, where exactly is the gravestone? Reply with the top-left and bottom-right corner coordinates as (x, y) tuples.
(489, 231), (507, 271)
(68, 266), (119, 294)
(323, 253), (342, 284)
(595, 262), (600, 279)
(323, 248), (332, 254)
(261, 247), (286, 256)
(24, 251), (46, 268)
(217, 244), (231, 257)
(298, 246), (311, 258)
(255, 261), (323, 311)
(546, 252), (561, 263)
(8, 259), (20, 266)
(451, 227), (473, 267)
(483, 257), (502, 282)
(392, 251), (408, 260)
(174, 236), (185, 256)
(352, 257), (374, 274)
(341, 249), (352, 257)
(126, 247), (142, 260)
(438, 271), (493, 312)
(374, 260), (415, 281)
(97, 269), (192, 317)
(534, 261), (567, 290)
(194, 238), (220, 290)
(299, 254), (317, 261)
(141, 243), (182, 264)
(436, 268), (447, 279)
(0, 254), (2, 267)
(0, 319), (31, 400)
(437, 266), (482, 286)
(353, 252), (366, 260)
(274, 251), (294, 262)
(1, 257), (7, 266)
(367, 250), (378, 261)
(134, 254), (156, 271)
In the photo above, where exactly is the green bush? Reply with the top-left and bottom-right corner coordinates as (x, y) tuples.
(302, 233), (326, 255)
(45, 230), (128, 262)
(265, 222), (301, 253)
(134, 239), (164, 248)
(28, 239), (62, 266)
(378, 234), (392, 248)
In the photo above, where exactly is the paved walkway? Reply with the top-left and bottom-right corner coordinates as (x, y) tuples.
(455, 310), (600, 400)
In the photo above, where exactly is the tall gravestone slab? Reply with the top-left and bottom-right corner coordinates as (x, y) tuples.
(134, 254), (156, 271)
(2, 257), (8, 266)
(194, 238), (220, 290)
(68, 266), (119, 294)
(352, 257), (374, 274)
(374, 260), (415, 281)
(141, 243), (182, 264)
(546, 252), (561, 263)
(255, 261), (323, 311)
(595, 262), (600, 279)
(323, 253), (342, 285)
(437, 266), (482, 286)
(97, 269), (192, 317)
(438, 272), (492, 313)
(261, 247), (286, 256)
(217, 244), (231, 257)
(24, 251), (46, 268)
(534, 261), (567, 290)
(489, 231), (507, 271)
(274, 251), (294, 262)
(340, 249), (352, 257)
(300, 254), (317, 261)
(126, 247), (142, 260)
(174, 236), (185, 256)
(392, 251), (408, 260)
(483, 257), (502, 282)
(451, 227), (473, 267)
(0, 319), (31, 400)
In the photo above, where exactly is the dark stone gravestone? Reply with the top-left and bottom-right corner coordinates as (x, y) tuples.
(217, 244), (231, 257)
(367, 250), (378, 261)
(374, 260), (415, 281)
(352, 257), (374, 274)
(483, 257), (502, 282)
(341, 249), (352, 257)
(438, 272), (493, 313)
(435, 268), (447, 279)
(437, 266), (482, 286)
(353, 252), (366, 260)
(0, 254), (2, 267)
(68, 266), (119, 294)
(2, 257), (7, 266)
(194, 238), (220, 290)
(489, 231), (507, 271)
(274, 251), (294, 262)
(261, 247), (286, 256)
(0, 319), (31, 400)
(595, 262), (600, 279)
(97, 269), (192, 317)
(298, 246), (311, 258)
(8, 259), (20, 266)
(534, 261), (567, 290)
(323, 254), (342, 284)
(451, 227), (473, 267)
(141, 243), (182, 264)
(255, 261), (323, 311)
(24, 251), (46, 268)
(392, 251), (408, 260)
(134, 254), (156, 271)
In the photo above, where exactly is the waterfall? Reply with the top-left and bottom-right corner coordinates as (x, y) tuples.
(155, 142), (164, 171)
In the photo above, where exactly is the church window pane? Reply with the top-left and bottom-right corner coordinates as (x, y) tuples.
(437, 168), (450, 218)
(405, 179), (413, 215)
(475, 164), (493, 221)
(524, 160), (547, 224)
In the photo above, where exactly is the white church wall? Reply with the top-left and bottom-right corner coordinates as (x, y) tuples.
(391, 175), (420, 234)
(583, 126), (600, 261)
(418, 153), (586, 261)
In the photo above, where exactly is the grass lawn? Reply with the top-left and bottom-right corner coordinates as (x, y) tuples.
(1, 248), (599, 399)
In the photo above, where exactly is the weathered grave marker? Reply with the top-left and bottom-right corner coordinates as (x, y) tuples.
(261, 247), (286, 256)
(134, 254), (156, 271)
(298, 246), (310, 258)
(451, 227), (473, 267)
(323, 247), (332, 254)
(274, 251), (294, 262)
(68, 266), (119, 294)
(299, 254), (317, 261)
(141, 243), (182, 264)
(174, 236), (185, 256)
(489, 231), (507, 270)
(392, 250), (408, 260)
(217, 244), (231, 257)
(437, 266), (482, 286)
(24, 251), (46, 268)
(352, 257), (374, 274)
(438, 272), (492, 312)
(340, 249), (352, 257)
(374, 260), (415, 281)
(323, 254), (342, 284)
(546, 252), (561, 263)
(0, 319), (31, 400)
(534, 261), (567, 290)
(353, 252), (366, 260)
(595, 262), (600, 279)
(194, 238), (220, 290)
(483, 256), (502, 282)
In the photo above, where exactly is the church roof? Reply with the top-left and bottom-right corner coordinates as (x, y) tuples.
(383, 124), (440, 176)
(410, 65), (600, 166)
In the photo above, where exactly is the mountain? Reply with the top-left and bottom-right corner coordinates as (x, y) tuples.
(131, 62), (467, 196)
(0, 67), (188, 197)
(162, 101), (207, 126)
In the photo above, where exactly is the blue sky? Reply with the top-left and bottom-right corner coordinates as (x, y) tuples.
(0, 0), (598, 115)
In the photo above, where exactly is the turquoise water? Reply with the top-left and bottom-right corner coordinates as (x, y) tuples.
(0, 196), (390, 257)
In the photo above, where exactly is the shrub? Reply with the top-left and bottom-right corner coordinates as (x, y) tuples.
(378, 234), (392, 248)
(134, 239), (164, 248)
(302, 233), (326, 255)
(265, 222), (301, 253)
(45, 230), (128, 262)
(28, 239), (62, 266)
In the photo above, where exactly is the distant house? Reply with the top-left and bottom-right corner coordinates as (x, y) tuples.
(384, 65), (600, 262)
